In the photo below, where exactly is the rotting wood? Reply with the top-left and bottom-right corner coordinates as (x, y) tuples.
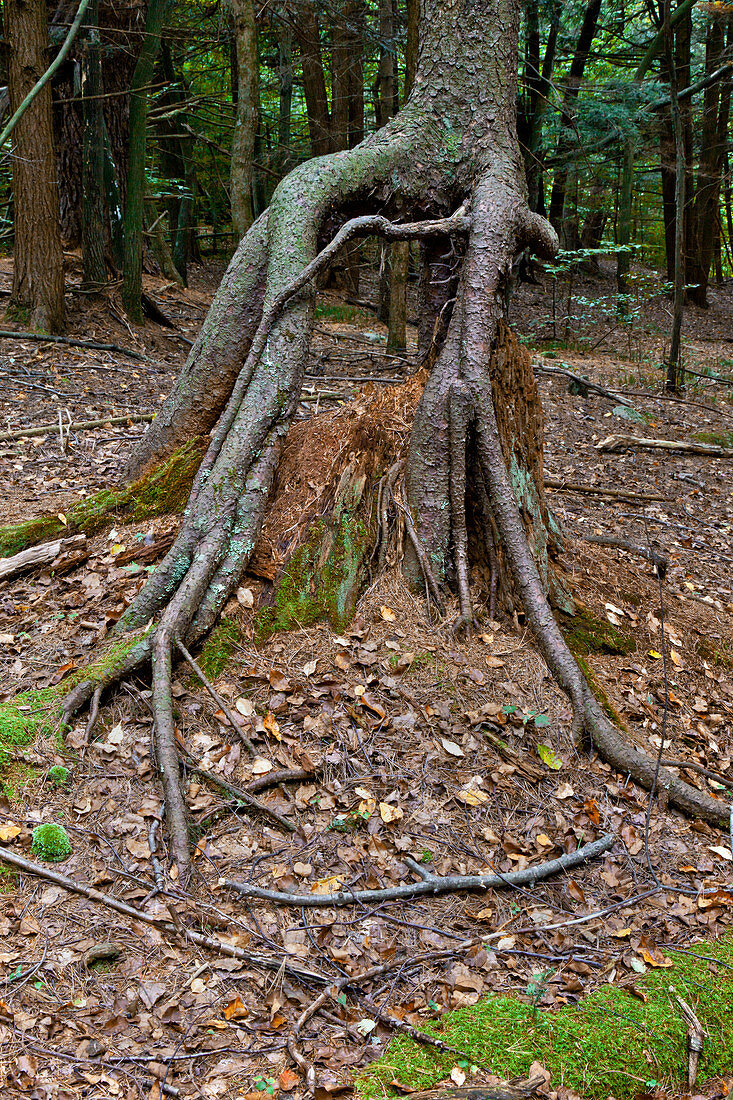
(0, 845), (326, 984)
(544, 478), (667, 502)
(597, 433), (733, 457)
(0, 534), (87, 582)
(225, 833), (614, 906)
(0, 413), (154, 443)
(0, 329), (145, 358)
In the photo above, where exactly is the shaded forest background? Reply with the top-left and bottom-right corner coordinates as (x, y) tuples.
(1, 0), (732, 340)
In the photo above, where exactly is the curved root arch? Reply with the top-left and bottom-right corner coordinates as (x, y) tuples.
(55, 8), (727, 879)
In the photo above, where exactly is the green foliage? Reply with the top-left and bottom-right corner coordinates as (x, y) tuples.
(31, 823), (71, 862)
(693, 429), (733, 449)
(357, 937), (733, 1100)
(560, 607), (636, 657)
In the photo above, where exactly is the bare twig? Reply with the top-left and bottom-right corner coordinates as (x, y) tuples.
(597, 433), (733, 457)
(174, 636), (257, 756)
(0, 414), (153, 443)
(0, 329), (145, 359)
(225, 834), (614, 907)
(0, 845), (327, 984)
(544, 478), (667, 503)
(185, 762), (296, 833)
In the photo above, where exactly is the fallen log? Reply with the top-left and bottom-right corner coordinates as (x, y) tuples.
(545, 478), (667, 502)
(597, 434), (733, 457)
(0, 329), (145, 359)
(0, 534), (87, 583)
(225, 833), (614, 907)
(0, 413), (154, 443)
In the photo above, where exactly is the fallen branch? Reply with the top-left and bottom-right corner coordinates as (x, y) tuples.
(0, 845), (326, 984)
(0, 413), (154, 443)
(544, 479), (667, 503)
(579, 534), (668, 577)
(225, 834), (614, 907)
(0, 329), (145, 359)
(174, 636), (257, 756)
(534, 362), (634, 407)
(185, 762), (296, 833)
(0, 534), (87, 582)
(596, 434), (733, 457)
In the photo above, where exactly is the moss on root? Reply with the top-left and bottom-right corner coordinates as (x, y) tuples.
(560, 607), (636, 658)
(696, 636), (733, 671)
(357, 936), (733, 1100)
(0, 626), (152, 782)
(0, 440), (204, 558)
(199, 618), (244, 679)
(254, 510), (371, 643)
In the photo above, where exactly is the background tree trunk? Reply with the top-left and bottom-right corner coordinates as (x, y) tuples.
(230, 0), (259, 241)
(122, 0), (168, 321)
(5, 0), (65, 333)
(81, 0), (107, 293)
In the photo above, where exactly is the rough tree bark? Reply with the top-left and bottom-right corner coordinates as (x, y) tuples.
(230, 0), (259, 241)
(5, 0), (65, 332)
(59, 0), (730, 878)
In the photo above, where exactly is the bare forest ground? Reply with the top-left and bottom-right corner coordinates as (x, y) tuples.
(1, 251), (733, 1100)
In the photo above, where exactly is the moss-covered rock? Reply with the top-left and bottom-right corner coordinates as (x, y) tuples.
(0, 439), (204, 559)
(47, 765), (70, 787)
(31, 823), (71, 862)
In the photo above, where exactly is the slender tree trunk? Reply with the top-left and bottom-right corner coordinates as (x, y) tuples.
(122, 0), (168, 322)
(81, 0), (106, 293)
(547, 0), (602, 237)
(230, 0), (259, 241)
(277, 19), (294, 169)
(665, 0), (685, 391)
(294, 0), (332, 155)
(687, 13), (729, 306)
(5, 0), (65, 333)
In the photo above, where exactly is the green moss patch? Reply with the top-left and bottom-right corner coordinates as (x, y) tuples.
(695, 637), (733, 670)
(0, 440), (204, 559)
(560, 607), (636, 657)
(254, 510), (371, 644)
(357, 937), (733, 1100)
(31, 823), (71, 861)
(199, 618), (244, 679)
(693, 429), (733, 449)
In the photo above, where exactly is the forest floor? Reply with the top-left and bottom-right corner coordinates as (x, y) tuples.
(1, 253), (733, 1100)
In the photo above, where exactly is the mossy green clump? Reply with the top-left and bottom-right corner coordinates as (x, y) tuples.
(693, 429), (733, 449)
(31, 823), (71, 862)
(695, 637), (733, 670)
(357, 937), (733, 1100)
(560, 607), (636, 657)
(254, 510), (371, 644)
(0, 440), (204, 559)
(47, 765), (70, 787)
(199, 618), (244, 678)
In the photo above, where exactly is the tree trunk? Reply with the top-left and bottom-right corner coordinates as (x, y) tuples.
(122, 0), (168, 322)
(5, 0), (65, 333)
(687, 12), (729, 307)
(293, 0), (332, 156)
(56, 0), (729, 878)
(547, 0), (602, 237)
(230, 0), (259, 241)
(81, 0), (107, 293)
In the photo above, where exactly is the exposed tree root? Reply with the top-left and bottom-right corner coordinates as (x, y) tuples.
(48, 1), (730, 880)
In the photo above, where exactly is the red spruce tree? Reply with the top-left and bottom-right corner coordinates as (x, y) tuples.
(61, 0), (728, 875)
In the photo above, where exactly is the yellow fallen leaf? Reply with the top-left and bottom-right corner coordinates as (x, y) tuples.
(536, 833), (553, 848)
(57, 513), (67, 526)
(468, 906), (494, 921)
(649, 650), (663, 660)
(311, 874), (347, 894)
(670, 649), (683, 667)
(640, 948), (672, 968)
(358, 797), (376, 817)
(379, 802), (404, 823)
(0, 823), (21, 841)
(262, 711), (281, 740)
(457, 788), (490, 806)
(110, 543), (125, 556)
(380, 605), (397, 622)
(610, 927), (633, 938)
